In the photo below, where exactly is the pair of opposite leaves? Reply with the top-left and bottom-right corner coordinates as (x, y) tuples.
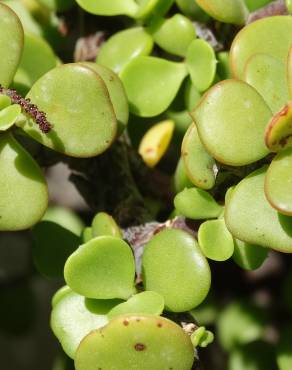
(52, 228), (210, 367)
(64, 229), (210, 313)
(0, 0), (128, 231)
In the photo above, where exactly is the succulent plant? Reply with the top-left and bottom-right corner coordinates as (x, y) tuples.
(3, 1), (292, 370)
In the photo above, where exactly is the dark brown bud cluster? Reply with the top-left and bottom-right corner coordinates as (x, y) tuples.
(0, 84), (52, 133)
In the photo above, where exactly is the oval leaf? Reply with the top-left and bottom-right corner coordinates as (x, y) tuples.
(64, 236), (136, 299)
(244, 53), (288, 114)
(174, 187), (222, 219)
(230, 16), (292, 79)
(75, 315), (194, 370)
(265, 148), (292, 215)
(51, 290), (112, 359)
(120, 56), (187, 117)
(182, 123), (216, 189)
(91, 212), (122, 238)
(225, 166), (292, 252)
(191, 79), (271, 166)
(173, 157), (193, 193)
(0, 3), (24, 87)
(196, 0), (248, 24)
(75, 0), (138, 16)
(21, 64), (117, 157)
(185, 39), (217, 92)
(198, 219), (234, 261)
(97, 27), (153, 74)
(0, 132), (48, 231)
(0, 104), (21, 131)
(142, 228), (211, 312)
(152, 14), (196, 57)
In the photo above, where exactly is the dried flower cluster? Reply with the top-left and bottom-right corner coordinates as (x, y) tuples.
(0, 84), (52, 133)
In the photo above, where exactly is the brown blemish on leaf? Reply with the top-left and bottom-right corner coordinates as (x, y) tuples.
(123, 319), (130, 326)
(157, 322), (163, 328)
(280, 105), (289, 116)
(134, 343), (146, 351)
(279, 134), (292, 147)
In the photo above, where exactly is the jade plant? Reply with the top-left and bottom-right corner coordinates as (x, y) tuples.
(3, 1), (292, 370)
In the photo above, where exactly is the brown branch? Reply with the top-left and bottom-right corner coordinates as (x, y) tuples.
(247, 0), (289, 24)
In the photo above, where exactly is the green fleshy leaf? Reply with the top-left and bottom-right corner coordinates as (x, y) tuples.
(0, 2), (24, 87)
(42, 206), (84, 236)
(0, 104), (21, 131)
(75, 0), (138, 16)
(97, 27), (153, 74)
(21, 64), (117, 157)
(176, 0), (210, 20)
(174, 187), (222, 219)
(217, 51), (231, 80)
(265, 148), (292, 215)
(191, 326), (214, 348)
(225, 166), (292, 252)
(196, 0), (248, 25)
(64, 236), (136, 300)
(191, 79), (271, 166)
(173, 157), (193, 194)
(198, 219), (234, 261)
(0, 95), (11, 110)
(3, 0), (42, 36)
(245, 0), (273, 11)
(230, 16), (292, 79)
(108, 291), (164, 319)
(244, 53), (288, 114)
(80, 62), (129, 135)
(51, 291), (115, 359)
(82, 227), (93, 243)
(0, 132), (48, 231)
(91, 212), (122, 238)
(232, 239), (268, 270)
(120, 56), (187, 117)
(142, 228), (211, 312)
(135, 0), (174, 20)
(182, 123), (216, 189)
(185, 39), (217, 92)
(184, 78), (201, 111)
(152, 14), (196, 57)
(13, 33), (57, 94)
(75, 315), (194, 370)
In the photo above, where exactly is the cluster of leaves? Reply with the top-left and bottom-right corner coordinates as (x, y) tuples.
(2, 0), (292, 369)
